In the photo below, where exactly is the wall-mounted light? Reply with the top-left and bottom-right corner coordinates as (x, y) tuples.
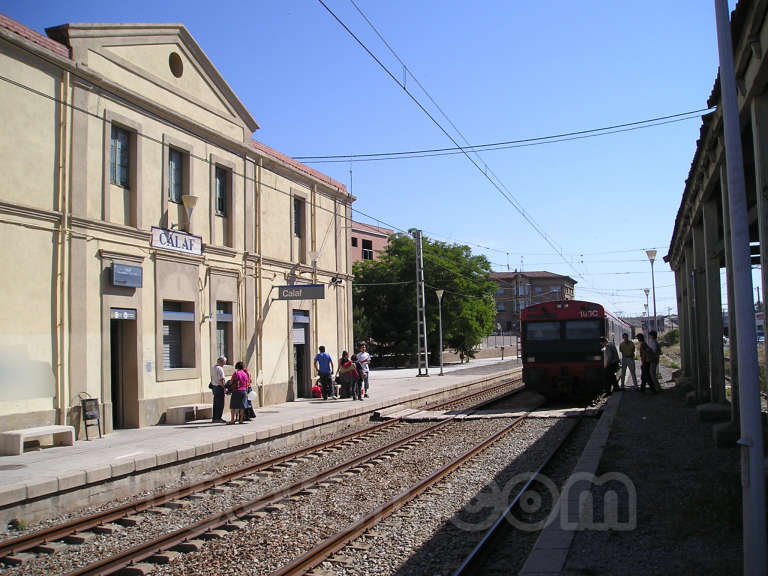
(330, 276), (343, 286)
(181, 194), (199, 232)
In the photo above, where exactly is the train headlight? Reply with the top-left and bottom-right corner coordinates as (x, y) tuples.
(589, 355), (602, 361)
(527, 356), (536, 362)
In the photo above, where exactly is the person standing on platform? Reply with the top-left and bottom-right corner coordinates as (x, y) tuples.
(350, 354), (364, 401)
(636, 333), (658, 394)
(618, 333), (638, 389)
(648, 330), (662, 392)
(210, 356), (227, 423)
(338, 352), (359, 400)
(357, 342), (371, 398)
(314, 345), (335, 400)
(601, 336), (620, 394)
(228, 361), (249, 424)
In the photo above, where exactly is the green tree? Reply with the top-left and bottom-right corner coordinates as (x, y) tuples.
(353, 232), (496, 366)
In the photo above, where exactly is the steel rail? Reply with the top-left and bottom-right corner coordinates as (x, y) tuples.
(0, 370), (520, 562)
(0, 419), (396, 558)
(434, 373), (522, 411)
(61, 417), (461, 576)
(452, 414), (583, 575)
(270, 414), (530, 576)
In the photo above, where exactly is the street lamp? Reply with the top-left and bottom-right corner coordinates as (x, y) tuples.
(646, 249), (658, 332)
(436, 289), (444, 376)
(643, 288), (650, 333)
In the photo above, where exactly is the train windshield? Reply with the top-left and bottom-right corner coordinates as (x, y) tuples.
(565, 320), (601, 340)
(526, 322), (560, 341)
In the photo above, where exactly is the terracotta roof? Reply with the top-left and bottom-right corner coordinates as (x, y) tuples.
(251, 139), (347, 194)
(0, 13), (69, 58)
(351, 220), (394, 236)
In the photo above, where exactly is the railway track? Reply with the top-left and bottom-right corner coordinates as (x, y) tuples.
(0, 372), (523, 573)
(272, 415), (531, 576)
(452, 414), (581, 575)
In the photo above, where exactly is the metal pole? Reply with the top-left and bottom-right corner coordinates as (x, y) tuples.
(644, 288), (649, 332)
(714, 2), (767, 574)
(436, 289), (444, 376)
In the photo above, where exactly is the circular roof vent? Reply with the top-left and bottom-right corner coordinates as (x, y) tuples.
(169, 52), (184, 78)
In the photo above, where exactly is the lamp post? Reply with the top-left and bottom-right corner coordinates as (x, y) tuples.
(643, 288), (650, 333)
(646, 250), (658, 332)
(436, 289), (444, 376)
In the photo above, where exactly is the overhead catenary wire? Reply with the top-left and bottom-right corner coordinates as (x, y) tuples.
(315, 0), (584, 285)
(1, 32), (673, 313)
(294, 108), (713, 162)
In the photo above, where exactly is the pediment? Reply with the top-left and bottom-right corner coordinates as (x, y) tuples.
(50, 24), (258, 134)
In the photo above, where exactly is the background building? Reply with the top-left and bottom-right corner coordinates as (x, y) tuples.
(350, 220), (392, 264)
(491, 271), (576, 335)
(0, 15), (354, 433)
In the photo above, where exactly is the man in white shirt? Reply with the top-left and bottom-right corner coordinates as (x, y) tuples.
(210, 356), (227, 423)
(357, 343), (371, 398)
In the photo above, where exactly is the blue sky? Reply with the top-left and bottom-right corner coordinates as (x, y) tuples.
(4, 1), (743, 317)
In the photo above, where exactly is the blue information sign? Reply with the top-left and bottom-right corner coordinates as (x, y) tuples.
(112, 263), (143, 287)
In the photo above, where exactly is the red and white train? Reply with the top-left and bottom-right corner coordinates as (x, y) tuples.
(520, 300), (630, 400)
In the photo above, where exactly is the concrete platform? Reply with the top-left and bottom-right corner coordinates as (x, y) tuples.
(519, 390), (622, 576)
(0, 359), (519, 527)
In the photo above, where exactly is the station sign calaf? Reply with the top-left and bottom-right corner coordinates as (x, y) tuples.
(151, 226), (202, 256)
(276, 284), (325, 300)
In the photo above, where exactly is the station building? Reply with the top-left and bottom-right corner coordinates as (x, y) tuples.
(0, 15), (354, 434)
(666, 0), (768, 435)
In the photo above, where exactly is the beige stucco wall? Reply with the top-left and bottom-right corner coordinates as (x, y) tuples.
(87, 49), (244, 142)
(0, 46), (60, 212)
(0, 220), (57, 417)
(260, 169), (295, 262)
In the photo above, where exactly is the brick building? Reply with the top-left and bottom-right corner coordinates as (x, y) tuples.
(350, 220), (393, 264)
(492, 271), (576, 335)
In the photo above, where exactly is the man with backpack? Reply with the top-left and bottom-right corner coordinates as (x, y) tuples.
(313, 345), (335, 400)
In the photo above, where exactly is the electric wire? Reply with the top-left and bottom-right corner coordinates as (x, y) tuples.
(315, 0), (581, 285)
(294, 110), (712, 162)
(2, 34), (674, 313)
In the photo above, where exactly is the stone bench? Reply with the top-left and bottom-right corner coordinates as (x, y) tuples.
(166, 404), (213, 425)
(0, 424), (76, 456)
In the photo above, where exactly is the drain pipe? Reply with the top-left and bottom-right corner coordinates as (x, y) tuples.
(55, 69), (71, 426)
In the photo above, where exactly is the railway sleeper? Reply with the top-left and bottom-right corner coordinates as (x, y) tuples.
(171, 539), (205, 553)
(199, 529), (229, 540)
(205, 487), (229, 495)
(31, 541), (68, 555)
(116, 514), (144, 527)
(147, 550), (181, 564)
(160, 500), (188, 510)
(114, 561), (156, 575)
(222, 520), (247, 531)
(63, 531), (97, 544)
(224, 479), (248, 486)
(330, 554), (355, 565)
(92, 522), (123, 534)
(2, 552), (36, 566)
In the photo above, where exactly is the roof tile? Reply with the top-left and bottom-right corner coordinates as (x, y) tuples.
(0, 13), (69, 58)
(251, 139), (347, 193)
